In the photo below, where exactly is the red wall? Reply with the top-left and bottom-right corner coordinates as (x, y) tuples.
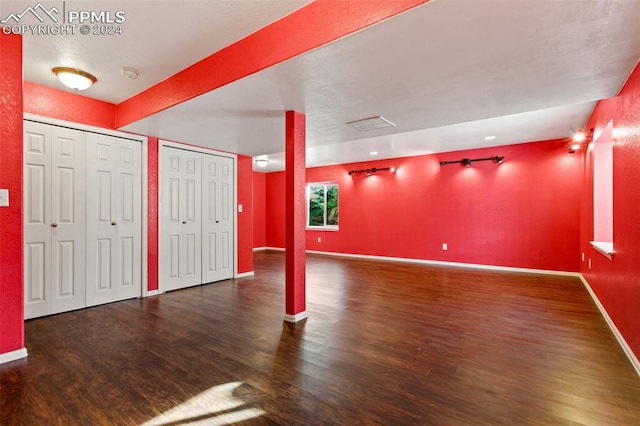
(147, 138), (159, 291)
(580, 61), (640, 359)
(24, 82), (117, 129)
(253, 172), (267, 248)
(237, 155), (254, 274)
(0, 34), (25, 355)
(265, 139), (582, 272)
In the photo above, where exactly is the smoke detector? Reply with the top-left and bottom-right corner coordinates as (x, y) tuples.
(121, 67), (139, 80)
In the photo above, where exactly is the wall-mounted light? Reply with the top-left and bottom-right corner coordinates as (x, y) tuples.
(348, 166), (394, 176)
(254, 158), (269, 168)
(440, 156), (504, 167)
(52, 67), (97, 90)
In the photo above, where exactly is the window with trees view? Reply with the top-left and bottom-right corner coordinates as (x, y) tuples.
(307, 183), (339, 229)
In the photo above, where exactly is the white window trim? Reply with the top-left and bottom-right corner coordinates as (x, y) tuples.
(590, 241), (614, 259)
(306, 182), (339, 231)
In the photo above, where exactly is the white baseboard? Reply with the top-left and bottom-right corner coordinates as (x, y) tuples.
(0, 347), (28, 365)
(236, 271), (255, 278)
(305, 249), (579, 277)
(284, 311), (308, 323)
(253, 247), (267, 251)
(578, 275), (640, 377)
(265, 247), (285, 252)
(145, 290), (160, 297)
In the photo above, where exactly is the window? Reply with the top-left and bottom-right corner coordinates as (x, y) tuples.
(307, 183), (339, 229)
(591, 120), (614, 258)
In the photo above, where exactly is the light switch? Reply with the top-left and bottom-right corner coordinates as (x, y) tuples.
(0, 189), (9, 207)
(442, 243), (448, 251)
(238, 204), (243, 213)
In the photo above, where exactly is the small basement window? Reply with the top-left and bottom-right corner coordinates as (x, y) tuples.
(306, 182), (339, 230)
(591, 120), (614, 259)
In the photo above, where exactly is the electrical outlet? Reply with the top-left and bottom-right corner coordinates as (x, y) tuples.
(582, 252), (585, 262)
(442, 243), (447, 251)
(318, 237), (321, 243)
(238, 204), (243, 213)
(589, 258), (592, 269)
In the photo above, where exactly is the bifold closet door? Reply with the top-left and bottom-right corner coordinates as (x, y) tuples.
(86, 134), (142, 306)
(160, 147), (202, 291)
(24, 122), (86, 319)
(202, 154), (234, 284)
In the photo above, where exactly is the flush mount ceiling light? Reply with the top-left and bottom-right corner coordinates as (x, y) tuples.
(254, 158), (269, 168)
(52, 67), (97, 90)
(347, 116), (396, 131)
(484, 135), (496, 141)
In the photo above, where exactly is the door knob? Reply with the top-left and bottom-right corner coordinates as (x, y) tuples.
(216, 220), (220, 223)
(182, 221), (187, 224)
(111, 222), (117, 226)
(51, 223), (58, 228)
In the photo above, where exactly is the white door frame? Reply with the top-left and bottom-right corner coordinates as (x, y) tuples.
(158, 140), (238, 294)
(23, 113), (149, 297)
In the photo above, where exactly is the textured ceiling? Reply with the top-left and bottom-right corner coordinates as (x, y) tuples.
(8, 0), (640, 171)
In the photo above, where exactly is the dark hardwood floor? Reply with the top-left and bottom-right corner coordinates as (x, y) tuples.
(2, 250), (640, 425)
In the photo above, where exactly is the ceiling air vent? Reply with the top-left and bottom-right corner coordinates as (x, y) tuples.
(347, 116), (396, 131)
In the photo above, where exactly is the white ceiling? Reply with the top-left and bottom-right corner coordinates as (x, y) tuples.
(8, 0), (640, 171)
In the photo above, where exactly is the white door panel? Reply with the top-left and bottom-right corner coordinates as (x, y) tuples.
(202, 155), (234, 284)
(160, 147), (202, 291)
(24, 122), (86, 319)
(86, 134), (141, 306)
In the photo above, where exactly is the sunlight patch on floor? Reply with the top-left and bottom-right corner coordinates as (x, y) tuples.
(141, 381), (266, 426)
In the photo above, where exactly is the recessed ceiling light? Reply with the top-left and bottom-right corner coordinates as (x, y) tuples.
(347, 116), (396, 131)
(52, 67), (97, 90)
(573, 132), (586, 142)
(369, 151), (378, 156)
(485, 135), (496, 141)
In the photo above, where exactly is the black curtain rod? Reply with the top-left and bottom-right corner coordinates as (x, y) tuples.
(439, 156), (504, 166)
(348, 167), (392, 176)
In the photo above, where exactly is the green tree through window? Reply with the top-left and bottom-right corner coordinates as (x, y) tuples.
(307, 183), (339, 228)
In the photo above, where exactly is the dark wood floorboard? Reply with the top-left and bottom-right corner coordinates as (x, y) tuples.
(2, 251), (640, 425)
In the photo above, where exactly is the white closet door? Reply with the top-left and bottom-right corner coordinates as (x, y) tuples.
(160, 147), (202, 291)
(86, 134), (142, 306)
(202, 154), (234, 284)
(24, 122), (86, 319)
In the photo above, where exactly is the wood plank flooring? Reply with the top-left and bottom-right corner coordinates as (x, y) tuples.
(2, 250), (640, 425)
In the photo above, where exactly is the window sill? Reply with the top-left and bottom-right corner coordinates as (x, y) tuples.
(306, 226), (339, 232)
(591, 241), (614, 259)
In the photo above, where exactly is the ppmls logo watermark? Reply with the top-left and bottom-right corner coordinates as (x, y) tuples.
(2, 2), (126, 36)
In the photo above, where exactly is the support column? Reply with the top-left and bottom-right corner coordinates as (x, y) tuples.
(0, 33), (27, 364)
(284, 111), (307, 322)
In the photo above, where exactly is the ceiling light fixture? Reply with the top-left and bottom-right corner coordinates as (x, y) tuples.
(254, 158), (269, 168)
(484, 135), (496, 141)
(52, 67), (97, 90)
(573, 132), (586, 142)
(369, 151), (379, 156)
